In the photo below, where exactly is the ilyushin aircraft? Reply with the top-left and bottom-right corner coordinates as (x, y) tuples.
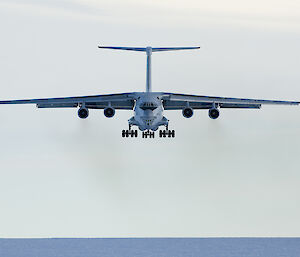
(0, 46), (299, 138)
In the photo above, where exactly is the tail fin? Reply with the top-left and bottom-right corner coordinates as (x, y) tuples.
(98, 46), (200, 92)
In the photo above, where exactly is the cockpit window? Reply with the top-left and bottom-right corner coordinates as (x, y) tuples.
(140, 102), (158, 111)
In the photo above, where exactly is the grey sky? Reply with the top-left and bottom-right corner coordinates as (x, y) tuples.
(0, 0), (299, 237)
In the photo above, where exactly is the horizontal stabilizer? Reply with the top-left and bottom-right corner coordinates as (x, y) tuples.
(152, 47), (200, 52)
(98, 46), (200, 52)
(98, 46), (146, 52)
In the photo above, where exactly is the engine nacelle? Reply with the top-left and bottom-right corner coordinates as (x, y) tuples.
(104, 107), (115, 118)
(78, 107), (89, 119)
(208, 108), (219, 119)
(182, 107), (194, 118)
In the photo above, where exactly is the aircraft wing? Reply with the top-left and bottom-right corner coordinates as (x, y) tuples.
(162, 93), (299, 110)
(0, 93), (135, 110)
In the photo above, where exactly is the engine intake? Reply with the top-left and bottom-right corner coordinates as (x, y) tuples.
(78, 107), (89, 119)
(209, 108), (219, 119)
(182, 107), (194, 118)
(104, 107), (115, 118)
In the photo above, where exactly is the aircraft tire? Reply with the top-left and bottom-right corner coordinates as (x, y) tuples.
(171, 130), (175, 138)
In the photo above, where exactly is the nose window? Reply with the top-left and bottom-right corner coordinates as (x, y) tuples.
(140, 102), (157, 111)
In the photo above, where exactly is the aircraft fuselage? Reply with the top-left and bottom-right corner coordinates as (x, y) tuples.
(129, 92), (168, 131)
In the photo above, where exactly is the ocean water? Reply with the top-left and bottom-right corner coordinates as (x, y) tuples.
(0, 238), (299, 257)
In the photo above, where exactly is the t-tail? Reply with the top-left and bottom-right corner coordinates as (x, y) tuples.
(98, 46), (200, 92)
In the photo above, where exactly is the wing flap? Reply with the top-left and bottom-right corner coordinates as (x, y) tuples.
(163, 100), (261, 110)
(37, 103), (78, 108)
(163, 100), (211, 110)
(163, 93), (299, 106)
(86, 100), (134, 110)
(220, 103), (261, 109)
(36, 100), (134, 110)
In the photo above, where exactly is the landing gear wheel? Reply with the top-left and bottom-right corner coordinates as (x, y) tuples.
(130, 130), (137, 137)
(171, 130), (175, 138)
(159, 130), (166, 138)
(142, 130), (155, 138)
(159, 129), (175, 138)
(159, 130), (163, 138)
(122, 129), (138, 138)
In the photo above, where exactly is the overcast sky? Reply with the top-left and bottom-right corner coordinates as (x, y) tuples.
(0, 0), (300, 238)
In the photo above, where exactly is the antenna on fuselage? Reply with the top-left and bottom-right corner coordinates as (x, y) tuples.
(98, 46), (200, 92)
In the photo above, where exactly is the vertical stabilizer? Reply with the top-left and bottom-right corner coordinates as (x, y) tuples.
(146, 47), (152, 92)
(98, 46), (200, 92)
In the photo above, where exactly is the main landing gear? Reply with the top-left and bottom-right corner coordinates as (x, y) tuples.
(158, 124), (175, 138)
(122, 129), (138, 138)
(159, 129), (175, 138)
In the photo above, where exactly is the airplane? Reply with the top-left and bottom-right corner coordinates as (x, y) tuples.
(0, 46), (299, 138)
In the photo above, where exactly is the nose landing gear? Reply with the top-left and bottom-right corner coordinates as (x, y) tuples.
(142, 130), (155, 138)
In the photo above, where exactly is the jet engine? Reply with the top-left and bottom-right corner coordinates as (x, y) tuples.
(208, 108), (219, 119)
(78, 107), (89, 119)
(104, 107), (115, 118)
(182, 107), (194, 118)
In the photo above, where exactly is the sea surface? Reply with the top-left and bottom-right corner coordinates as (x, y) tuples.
(0, 238), (299, 257)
